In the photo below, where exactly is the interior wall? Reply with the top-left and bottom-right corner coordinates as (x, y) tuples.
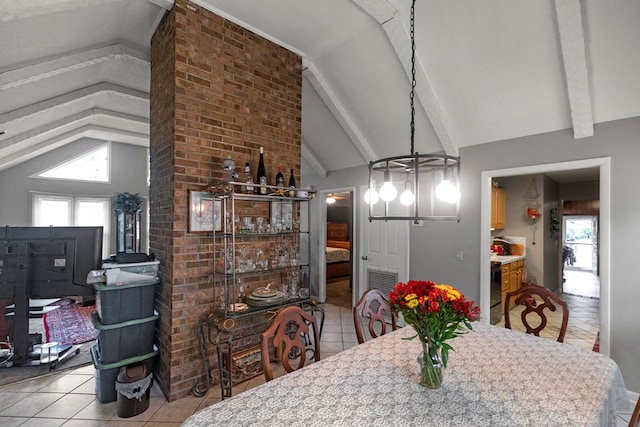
(0, 138), (150, 255)
(449, 117), (640, 393)
(327, 201), (351, 225)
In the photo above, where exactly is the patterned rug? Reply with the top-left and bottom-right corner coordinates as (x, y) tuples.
(44, 299), (98, 345)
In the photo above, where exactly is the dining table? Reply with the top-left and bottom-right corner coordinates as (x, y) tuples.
(182, 323), (630, 426)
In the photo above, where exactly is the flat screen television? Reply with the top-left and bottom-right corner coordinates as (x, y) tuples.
(0, 226), (103, 298)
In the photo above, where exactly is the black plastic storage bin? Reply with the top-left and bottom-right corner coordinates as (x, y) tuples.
(94, 279), (158, 324)
(91, 310), (159, 364)
(116, 361), (152, 418)
(90, 344), (158, 403)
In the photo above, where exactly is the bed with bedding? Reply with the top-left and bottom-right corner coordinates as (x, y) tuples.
(326, 223), (351, 280)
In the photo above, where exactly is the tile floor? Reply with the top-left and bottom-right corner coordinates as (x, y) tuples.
(0, 301), (635, 426)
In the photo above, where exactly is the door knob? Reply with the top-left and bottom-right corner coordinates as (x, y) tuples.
(361, 256), (368, 260)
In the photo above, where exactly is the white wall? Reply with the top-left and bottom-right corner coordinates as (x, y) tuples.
(305, 116), (640, 393)
(0, 138), (150, 255)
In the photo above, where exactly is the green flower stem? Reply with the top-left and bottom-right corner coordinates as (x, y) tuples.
(419, 340), (443, 389)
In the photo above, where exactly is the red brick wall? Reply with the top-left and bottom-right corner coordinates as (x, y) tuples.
(150, 0), (302, 401)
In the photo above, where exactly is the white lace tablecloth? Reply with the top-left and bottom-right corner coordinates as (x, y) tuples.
(183, 323), (630, 427)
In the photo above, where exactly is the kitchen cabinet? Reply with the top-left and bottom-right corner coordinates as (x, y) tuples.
(491, 187), (506, 230)
(501, 259), (524, 309)
(563, 199), (599, 215)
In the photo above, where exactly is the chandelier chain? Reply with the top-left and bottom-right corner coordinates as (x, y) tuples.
(410, 0), (416, 156)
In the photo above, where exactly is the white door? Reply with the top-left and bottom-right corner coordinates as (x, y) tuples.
(358, 185), (409, 299)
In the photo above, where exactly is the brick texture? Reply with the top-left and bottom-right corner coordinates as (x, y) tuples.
(150, 0), (301, 401)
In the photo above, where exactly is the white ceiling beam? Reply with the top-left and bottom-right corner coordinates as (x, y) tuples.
(0, 108), (148, 152)
(0, 124), (148, 172)
(303, 60), (376, 163)
(0, 83), (149, 128)
(554, 0), (594, 139)
(0, 43), (149, 90)
(301, 139), (327, 178)
(353, 0), (460, 157)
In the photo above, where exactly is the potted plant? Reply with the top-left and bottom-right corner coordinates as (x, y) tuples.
(113, 192), (143, 212)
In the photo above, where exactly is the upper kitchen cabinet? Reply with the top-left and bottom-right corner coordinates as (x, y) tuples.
(563, 199), (600, 216)
(491, 187), (506, 230)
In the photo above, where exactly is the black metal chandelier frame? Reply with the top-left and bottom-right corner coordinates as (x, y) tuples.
(366, 0), (461, 223)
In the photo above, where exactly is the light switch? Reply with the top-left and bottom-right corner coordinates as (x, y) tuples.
(456, 251), (463, 261)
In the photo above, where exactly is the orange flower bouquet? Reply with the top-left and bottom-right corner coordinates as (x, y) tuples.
(387, 280), (479, 388)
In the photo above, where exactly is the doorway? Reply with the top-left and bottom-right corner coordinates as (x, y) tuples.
(325, 191), (354, 309)
(480, 157), (610, 354)
(563, 215), (599, 298)
(318, 188), (356, 308)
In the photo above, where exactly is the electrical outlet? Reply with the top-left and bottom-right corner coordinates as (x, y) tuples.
(456, 250), (463, 261)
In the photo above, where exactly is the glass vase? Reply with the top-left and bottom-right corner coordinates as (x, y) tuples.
(417, 341), (444, 389)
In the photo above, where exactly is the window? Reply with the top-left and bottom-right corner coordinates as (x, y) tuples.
(31, 143), (110, 183)
(32, 193), (110, 257)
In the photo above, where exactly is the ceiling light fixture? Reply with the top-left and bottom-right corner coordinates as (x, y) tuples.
(326, 193), (336, 204)
(365, 0), (460, 222)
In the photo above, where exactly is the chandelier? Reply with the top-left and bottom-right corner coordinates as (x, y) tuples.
(365, 0), (461, 222)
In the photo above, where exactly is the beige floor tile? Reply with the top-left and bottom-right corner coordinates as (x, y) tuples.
(37, 373), (93, 393)
(70, 376), (97, 394)
(0, 392), (64, 417)
(34, 393), (95, 418)
(320, 341), (344, 353)
(147, 396), (204, 423)
(64, 420), (145, 426)
(15, 418), (66, 427)
(320, 331), (343, 342)
(72, 399), (118, 420)
(0, 417), (30, 427)
(0, 391), (29, 412)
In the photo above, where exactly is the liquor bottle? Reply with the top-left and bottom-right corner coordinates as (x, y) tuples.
(288, 168), (296, 197)
(257, 147), (267, 195)
(275, 166), (285, 188)
(243, 162), (254, 194)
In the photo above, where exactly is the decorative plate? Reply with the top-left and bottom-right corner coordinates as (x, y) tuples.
(252, 287), (278, 298)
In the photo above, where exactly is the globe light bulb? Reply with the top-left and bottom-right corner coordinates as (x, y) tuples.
(400, 188), (415, 206)
(435, 179), (461, 204)
(364, 187), (379, 205)
(379, 181), (397, 202)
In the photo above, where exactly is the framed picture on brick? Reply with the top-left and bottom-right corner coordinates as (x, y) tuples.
(189, 190), (221, 232)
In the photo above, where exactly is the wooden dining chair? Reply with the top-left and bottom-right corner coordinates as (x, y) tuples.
(504, 284), (569, 342)
(629, 395), (640, 427)
(353, 288), (398, 344)
(260, 305), (320, 381)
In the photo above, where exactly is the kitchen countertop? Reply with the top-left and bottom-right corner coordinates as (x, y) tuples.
(490, 254), (526, 264)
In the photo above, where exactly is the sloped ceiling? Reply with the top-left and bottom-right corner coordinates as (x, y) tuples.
(1, 0), (639, 179)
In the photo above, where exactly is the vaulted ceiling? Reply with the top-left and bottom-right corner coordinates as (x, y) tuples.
(2, 0), (639, 179)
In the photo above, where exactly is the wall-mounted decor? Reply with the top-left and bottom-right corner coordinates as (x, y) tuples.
(189, 190), (221, 232)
